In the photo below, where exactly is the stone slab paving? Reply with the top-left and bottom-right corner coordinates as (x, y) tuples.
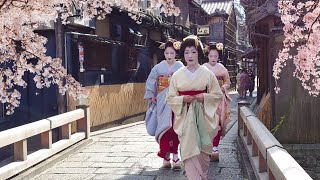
(30, 91), (254, 180)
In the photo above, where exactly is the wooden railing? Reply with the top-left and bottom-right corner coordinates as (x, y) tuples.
(238, 102), (312, 180)
(0, 105), (90, 180)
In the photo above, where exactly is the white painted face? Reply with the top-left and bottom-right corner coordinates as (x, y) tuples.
(184, 46), (199, 66)
(164, 46), (176, 64)
(208, 49), (219, 66)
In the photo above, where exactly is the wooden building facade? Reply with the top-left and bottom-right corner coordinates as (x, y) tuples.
(65, 2), (207, 130)
(201, 0), (238, 89)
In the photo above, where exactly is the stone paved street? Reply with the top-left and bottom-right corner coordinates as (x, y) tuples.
(30, 92), (255, 180)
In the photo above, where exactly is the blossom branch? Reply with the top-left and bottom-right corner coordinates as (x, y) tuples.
(274, 0), (320, 96)
(0, 0), (180, 115)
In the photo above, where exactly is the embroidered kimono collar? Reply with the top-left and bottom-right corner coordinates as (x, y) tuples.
(183, 66), (202, 80)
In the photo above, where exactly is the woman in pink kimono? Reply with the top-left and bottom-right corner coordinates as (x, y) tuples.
(166, 35), (223, 180)
(239, 69), (250, 98)
(203, 43), (232, 162)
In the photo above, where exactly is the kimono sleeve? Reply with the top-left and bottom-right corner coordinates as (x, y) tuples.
(221, 68), (231, 91)
(144, 66), (158, 99)
(203, 72), (223, 118)
(165, 75), (184, 116)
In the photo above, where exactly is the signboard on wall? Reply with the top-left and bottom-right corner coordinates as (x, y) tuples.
(197, 26), (210, 35)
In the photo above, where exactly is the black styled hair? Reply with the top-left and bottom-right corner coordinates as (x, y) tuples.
(164, 41), (174, 50)
(206, 43), (223, 59)
(163, 40), (179, 54)
(179, 37), (205, 63)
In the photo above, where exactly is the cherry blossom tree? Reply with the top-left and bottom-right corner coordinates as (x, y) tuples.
(0, 0), (180, 115)
(274, 0), (320, 96)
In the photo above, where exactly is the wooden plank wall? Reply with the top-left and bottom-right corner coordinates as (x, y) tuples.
(269, 32), (320, 144)
(68, 83), (147, 129)
(257, 92), (271, 129)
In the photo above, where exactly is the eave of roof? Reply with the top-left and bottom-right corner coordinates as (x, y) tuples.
(201, 0), (233, 16)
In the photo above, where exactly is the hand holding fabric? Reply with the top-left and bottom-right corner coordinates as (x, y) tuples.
(195, 93), (204, 103)
(151, 96), (157, 103)
(183, 95), (195, 103)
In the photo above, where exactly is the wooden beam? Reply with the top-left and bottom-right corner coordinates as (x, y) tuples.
(252, 141), (258, 157)
(41, 130), (52, 149)
(259, 151), (267, 173)
(247, 131), (252, 145)
(61, 123), (71, 139)
(238, 101), (250, 135)
(252, 32), (270, 38)
(76, 105), (91, 139)
(14, 139), (27, 161)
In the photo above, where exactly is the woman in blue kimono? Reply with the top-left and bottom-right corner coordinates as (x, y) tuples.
(144, 40), (184, 169)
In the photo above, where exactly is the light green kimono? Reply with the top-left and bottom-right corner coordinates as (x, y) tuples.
(166, 66), (223, 161)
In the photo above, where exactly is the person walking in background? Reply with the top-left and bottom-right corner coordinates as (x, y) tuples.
(203, 42), (232, 162)
(236, 69), (242, 94)
(144, 40), (184, 169)
(239, 68), (250, 98)
(248, 68), (255, 97)
(166, 35), (222, 179)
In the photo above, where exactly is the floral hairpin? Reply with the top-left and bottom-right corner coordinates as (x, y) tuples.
(158, 43), (166, 49)
(216, 43), (224, 50)
(173, 41), (181, 50)
(158, 40), (181, 50)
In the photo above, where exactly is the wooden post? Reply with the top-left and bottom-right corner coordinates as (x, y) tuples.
(14, 139), (27, 161)
(61, 123), (71, 139)
(55, 13), (66, 114)
(238, 101), (250, 135)
(41, 130), (52, 149)
(268, 168), (276, 180)
(247, 131), (252, 145)
(76, 105), (90, 139)
(243, 124), (248, 136)
(55, 14), (66, 114)
(252, 141), (258, 157)
(55, 13), (66, 140)
(259, 151), (267, 173)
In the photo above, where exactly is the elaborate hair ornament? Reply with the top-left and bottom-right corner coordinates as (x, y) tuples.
(183, 35), (200, 48)
(216, 43), (224, 50)
(158, 43), (165, 49)
(207, 42), (224, 52)
(173, 41), (181, 50)
(158, 39), (181, 50)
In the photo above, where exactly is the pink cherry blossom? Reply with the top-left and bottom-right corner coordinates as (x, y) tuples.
(0, 0), (180, 115)
(274, 0), (320, 96)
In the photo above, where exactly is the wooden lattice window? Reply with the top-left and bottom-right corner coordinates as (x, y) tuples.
(127, 47), (138, 70)
(82, 38), (112, 71)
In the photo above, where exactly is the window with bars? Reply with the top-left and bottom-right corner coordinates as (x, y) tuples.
(82, 38), (112, 71)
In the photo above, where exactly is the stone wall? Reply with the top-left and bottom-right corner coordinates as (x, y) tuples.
(284, 144), (320, 180)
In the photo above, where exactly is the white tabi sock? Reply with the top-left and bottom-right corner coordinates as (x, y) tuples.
(212, 146), (219, 152)
(172, 153), (179, 162)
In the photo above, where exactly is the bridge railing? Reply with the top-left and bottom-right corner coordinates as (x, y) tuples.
(238, 102), (312, 180)
(0, 105), (90, 180)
